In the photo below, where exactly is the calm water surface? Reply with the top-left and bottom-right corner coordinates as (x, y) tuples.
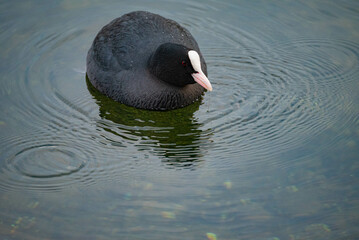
(1, 0), (359, 239)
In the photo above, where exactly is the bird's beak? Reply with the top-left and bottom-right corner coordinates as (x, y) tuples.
(188, 50), (213, 91)
(192, 71), (212, 91)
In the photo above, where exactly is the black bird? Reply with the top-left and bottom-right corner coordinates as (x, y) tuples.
(86, 11), (212, 110)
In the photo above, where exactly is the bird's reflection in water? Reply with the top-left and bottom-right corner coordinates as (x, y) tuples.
(87, 76), (211, 169)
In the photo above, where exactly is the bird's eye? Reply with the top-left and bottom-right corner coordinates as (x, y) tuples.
(181, 60), (187, 66)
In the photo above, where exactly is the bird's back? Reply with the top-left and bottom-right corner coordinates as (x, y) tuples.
(86, 11), (206, 110)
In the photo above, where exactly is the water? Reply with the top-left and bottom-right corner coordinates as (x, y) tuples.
(1, 0), (359, 239)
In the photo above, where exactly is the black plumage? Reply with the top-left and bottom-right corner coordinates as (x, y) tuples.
(86, 11), (208, 110)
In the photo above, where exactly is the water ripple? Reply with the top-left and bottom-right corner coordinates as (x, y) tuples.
(197, 22), (359, 164)
(0, 1), (358, 239)
(0, 133), (94, 192)
(10, 144), (85, 178)
(1, 1), (359, 195)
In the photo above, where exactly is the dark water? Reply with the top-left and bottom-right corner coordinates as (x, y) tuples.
(1, 0), (359, 239)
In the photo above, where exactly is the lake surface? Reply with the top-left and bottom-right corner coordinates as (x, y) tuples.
(1, 0), (359, 239)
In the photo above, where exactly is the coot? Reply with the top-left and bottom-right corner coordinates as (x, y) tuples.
(86, 11), (212, 110)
